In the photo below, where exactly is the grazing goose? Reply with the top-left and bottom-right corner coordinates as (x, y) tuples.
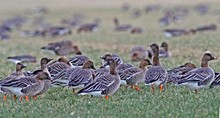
(119, 59), (152, 91)
(68, 60), (95, 93)
(163, 29), (188, 37)
(167, 62), (196, 83)
(176, 51), (216, 93)
(195, 24), (217, 32)
(77, 19), (100, 33)
(131, 27), (143, 34)
(1, 72), (51, 101)
(0, 63), (26, 100)
(100, 53), (123, 68)
(47, 57), (73, 78)
(130, 46), (148, 61)
(113, 17), (131, 31)
(145, 43), (168, 92)
(210, 73), (220, 88)
(41, 40), (81, 56)
(7, 55), (37, 63)
(69, 55), (90, 67)
(78, 59), (120, 100)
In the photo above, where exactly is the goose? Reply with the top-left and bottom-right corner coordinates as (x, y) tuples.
(175, 51), (216, 93)
(77, 19), (100, 33)
(24, 57), (53, 77)
(1, 72), (51, 101)
(130, 46), (148, 61)
(7, 55), (37, 63)
(41, 40), (81, 56)
(119, 59), (152, 91)
(167, 62), (196, 84)
(68, 60), (95, 93)
(145, 43), (168, 92)
(113, 17), (131, 31)
(0, 63), (26, 100)
(100, 53), (123, 68)
(69, 55), (90, 67)
(78, 59), (120, 100)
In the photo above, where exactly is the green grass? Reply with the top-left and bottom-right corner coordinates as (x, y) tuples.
(0, 0), (220, 117)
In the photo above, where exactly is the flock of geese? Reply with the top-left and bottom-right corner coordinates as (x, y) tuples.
(0, 40), (219, 101)
(0, 3), (220, 101)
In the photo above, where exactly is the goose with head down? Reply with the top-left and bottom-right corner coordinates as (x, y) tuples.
(167, 62), (196, 84)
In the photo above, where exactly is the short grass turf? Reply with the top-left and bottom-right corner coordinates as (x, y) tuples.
(0, 0), (220, 117)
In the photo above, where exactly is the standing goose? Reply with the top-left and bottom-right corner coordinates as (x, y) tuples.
(25, 57), (53, 77)
(119, 59), (152, 91)
(130, 46), (148, 61)
(167, 62), (196, 84)
(68, 60), (95, 92)
(0, 63), (26, 100)
(1, 72), (51, 101)
(78, 59), (120, 100)
(176, 51), (216, 93)
(145, 43), (168, 92)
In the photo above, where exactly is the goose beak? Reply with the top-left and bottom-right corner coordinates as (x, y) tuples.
(91, 65), (96, 70)
(48, 58), (53, 61)
(212, 57), (217, 60)
(100, 56), (105, 59)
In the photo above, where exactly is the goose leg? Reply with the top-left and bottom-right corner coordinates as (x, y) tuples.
(19, 96), (23, 101)
(151, 85), (155, 92)
(3, 95), (6, 101)
(195, 90), (198, 94)
(105, 95), (109, 100)
(13, 95), (17, 100)
(33, 95), (37, 100)
(135, 86), (142, 92)
(25, 96), (29, 101)
(159, 84), (163, 92)
(131, 85), (135, 89)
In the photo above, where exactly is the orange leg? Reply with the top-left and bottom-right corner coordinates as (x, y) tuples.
(19, 96), (23, 101)
(135, 86), (142, 92)
(105, 95), (109, 100)
(3, 95), (6, 101)
(33, 96), (37, 100)
(25, 96), (29, 101)
(13, 95), (17, 100)
(131, 85), (135, 89)
(159, 85), (163, 92)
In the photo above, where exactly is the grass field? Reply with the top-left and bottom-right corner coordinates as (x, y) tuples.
(0, 0), (220, 117)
